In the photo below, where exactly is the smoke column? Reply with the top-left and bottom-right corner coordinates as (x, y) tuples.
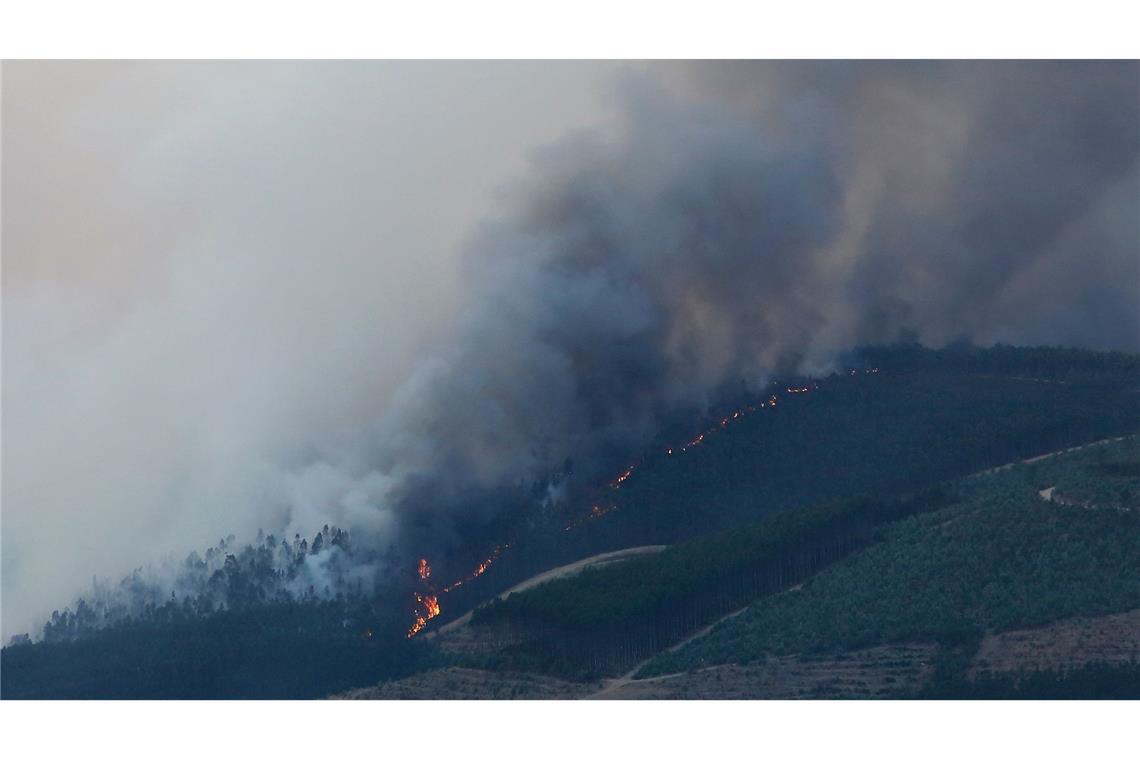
(369, 61), (1140, 552)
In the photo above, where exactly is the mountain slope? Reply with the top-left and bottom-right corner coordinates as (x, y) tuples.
(640, 437), (1140, 680)
(3, 344), (1138, 699)
(365, 436), (1140, 699)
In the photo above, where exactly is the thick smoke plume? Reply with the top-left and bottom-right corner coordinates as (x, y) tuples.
(373, 61), (1140, 551)
(4, 62), (1138, 639)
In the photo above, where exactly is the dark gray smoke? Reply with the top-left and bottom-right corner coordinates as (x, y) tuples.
(371, 61), (1140, 545)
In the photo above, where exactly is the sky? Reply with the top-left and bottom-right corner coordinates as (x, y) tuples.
(3, 61), (1138, 641)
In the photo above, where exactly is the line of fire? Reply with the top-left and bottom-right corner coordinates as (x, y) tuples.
(405, 367), (880, 637)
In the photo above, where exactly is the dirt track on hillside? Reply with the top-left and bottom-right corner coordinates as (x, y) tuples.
(427, 544), (667, 638)
(971, 434), (1134, 479)
(588, 605), (753, 698)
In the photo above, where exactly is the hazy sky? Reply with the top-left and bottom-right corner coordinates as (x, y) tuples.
(1, 61), (633, 639)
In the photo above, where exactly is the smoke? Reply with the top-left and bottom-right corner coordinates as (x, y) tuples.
(1, 60), (622, 638)
(3, 61), (1138, 639)
(367, 61), (1140, 547)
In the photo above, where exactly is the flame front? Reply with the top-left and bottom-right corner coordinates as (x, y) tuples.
(407, 367), (880, 636)
(420, 594), (441, 618)
(611, 465), (636, 488)
(407, 545), (511, 637)
(567, 367), (878, 513)
(442, 544), (508, 593)
(407, 593), (441, 638)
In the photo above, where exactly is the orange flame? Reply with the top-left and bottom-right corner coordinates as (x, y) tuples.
(611, 465), (636, 488)
(420, 594), (441, 617)
(407, 593), (441, 638)
(442, 544), (508, 593)
(563, 502), (618, 531)
(408, 545), (515, 636)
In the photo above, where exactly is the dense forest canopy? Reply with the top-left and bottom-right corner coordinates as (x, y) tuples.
(639, 437), (1140, 684)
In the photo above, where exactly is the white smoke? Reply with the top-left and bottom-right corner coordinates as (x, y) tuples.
(1, 60), (624, 639)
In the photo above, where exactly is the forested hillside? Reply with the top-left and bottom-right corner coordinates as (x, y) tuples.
(3, 344), (1138, 699)
(469, 489), (953, 677)
(452, 343), (1140, 602)
(637, 437), (1140, 694)
(0, 593), (442, 699)
(416, 437), (1140, 698)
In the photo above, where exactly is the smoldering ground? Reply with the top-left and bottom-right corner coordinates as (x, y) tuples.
(3, 61), (1138, 639)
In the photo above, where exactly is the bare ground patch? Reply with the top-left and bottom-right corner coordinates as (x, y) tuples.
(332, 667), (595, 700)
(598, 644), (938, 699)
(970, 608), (1140, 678)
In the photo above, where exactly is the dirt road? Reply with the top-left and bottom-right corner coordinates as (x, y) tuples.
(427, 545), (667, 638)
(970, 434), (1134, 479)
(588, 604), (753, 698)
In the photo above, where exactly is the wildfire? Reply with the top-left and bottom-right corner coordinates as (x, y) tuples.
(564, 502), (619, 531)
(611, 465), (636, 488)
(406, 366), (881, 637)
(570, 368), (879, 513)
(566, 368), (877, 497)
(407, 557), (442, 638)
(442, 544), (508, 593)
(591, 503), (616, 519)
(407, 545), (513, 636)
(419, 594), (441, 617)
(407, 593), (442, 638)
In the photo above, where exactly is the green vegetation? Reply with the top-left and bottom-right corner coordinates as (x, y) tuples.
(638, 439), (1140, 678)
(470, 489), (953, 677)
(479, 494), (940, 629)
(859, 342), (1140, 383)
(1, 596), (442, 699)
(1041, 440), (1140, 511)
(467, 437), (1140, 687)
